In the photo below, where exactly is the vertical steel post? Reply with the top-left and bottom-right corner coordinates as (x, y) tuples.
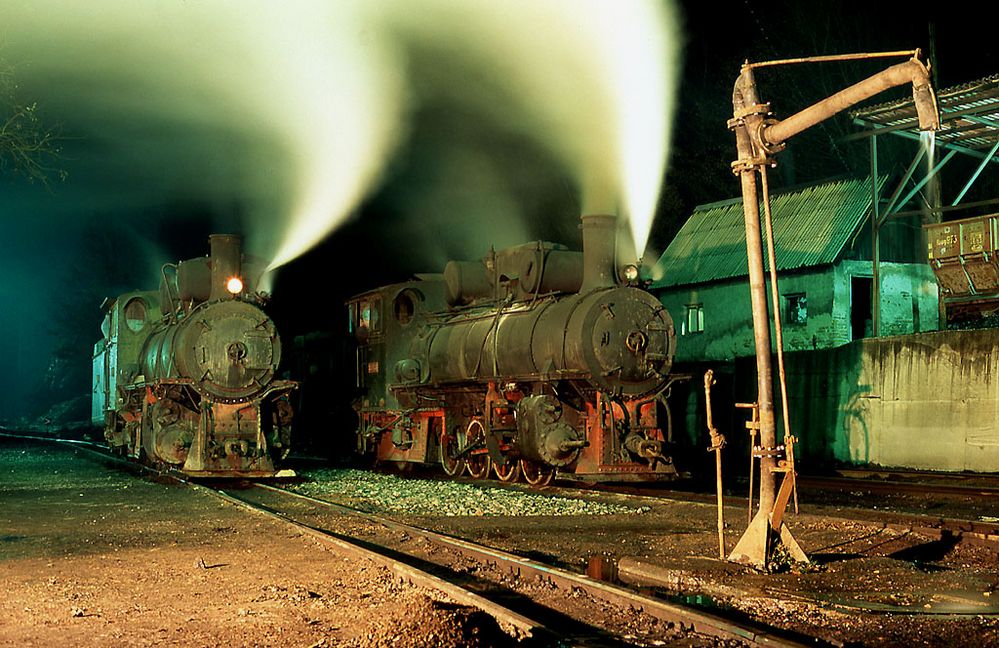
(725, 52), (938, 569)
(730, 67), (778, 517)
(871, 135), (880, 337)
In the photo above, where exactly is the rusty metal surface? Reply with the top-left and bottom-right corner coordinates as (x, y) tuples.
(723, 55), (937, 569)
(651, 176), (888, 289)
(926, 213), (999, 296)
(765, 56), (938, 145)
(347, 214), (681, 483)
(93, 234), (296, 477)
(852, 74), (999, 151)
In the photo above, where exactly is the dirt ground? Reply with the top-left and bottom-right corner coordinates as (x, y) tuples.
(0, 442), (513, 648)
(3, 439), (998, 647)
(406, 484), (999, 647)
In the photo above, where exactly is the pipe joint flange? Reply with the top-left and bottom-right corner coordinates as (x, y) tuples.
(755, 118), (786, 156)
(730, 156), (774, 175)
(733, 102), (772, 121)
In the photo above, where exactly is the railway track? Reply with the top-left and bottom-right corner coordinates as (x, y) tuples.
(539, 474), (999, 554)
(5, 433), (828, 646)
(798, 472), (999, 499)
(8, 432), (994, 643)
(194, 480), (832, 647)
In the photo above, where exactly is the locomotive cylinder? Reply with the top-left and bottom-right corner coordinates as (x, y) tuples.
(515, 394), (585, 467)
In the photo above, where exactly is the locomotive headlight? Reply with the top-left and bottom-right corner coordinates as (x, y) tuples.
(621, 263), (640, 285)
(226, 276), (244, 295)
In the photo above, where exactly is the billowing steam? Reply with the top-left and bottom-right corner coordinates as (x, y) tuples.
(377, 0), (680, 261)
(3, 0), (678, 272)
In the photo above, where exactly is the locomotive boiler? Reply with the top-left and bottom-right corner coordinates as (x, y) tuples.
(91, 234), (296, 477)
(348, 214), (680, 484)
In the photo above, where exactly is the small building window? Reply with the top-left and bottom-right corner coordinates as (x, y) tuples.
(785, 293), (807, 326)
(681, 303), (704, 335)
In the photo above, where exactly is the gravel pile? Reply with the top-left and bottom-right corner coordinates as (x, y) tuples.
(292, 468), (647, 517)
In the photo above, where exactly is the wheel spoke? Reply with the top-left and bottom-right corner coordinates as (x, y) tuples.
(519, 459), (555, 486)
(493, 459), (520, 482)
(464, 419), (491, 479)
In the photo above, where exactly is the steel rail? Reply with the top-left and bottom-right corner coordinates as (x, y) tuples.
(547, 479), (999, 553)
(253, 483), (825, 647)
(185, 481), (545, 641)
(798, 474), (999, 498)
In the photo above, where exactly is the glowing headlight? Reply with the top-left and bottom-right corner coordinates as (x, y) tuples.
(622, 264), (640, 283)
(226, 276), (244, 294)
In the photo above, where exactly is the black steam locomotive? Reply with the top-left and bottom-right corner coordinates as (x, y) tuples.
(347, 214), (680, 484)
(91, 235), (296, 477)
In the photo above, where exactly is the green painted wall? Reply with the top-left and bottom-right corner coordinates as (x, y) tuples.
(657, 261), (939, 362)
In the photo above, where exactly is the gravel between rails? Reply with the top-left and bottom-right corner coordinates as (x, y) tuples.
(290, 468), (651, 517)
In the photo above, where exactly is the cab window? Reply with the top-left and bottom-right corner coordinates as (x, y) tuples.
(358, 296), (383, 334)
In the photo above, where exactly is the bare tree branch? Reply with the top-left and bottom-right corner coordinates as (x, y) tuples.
(0, 57), (66, 186)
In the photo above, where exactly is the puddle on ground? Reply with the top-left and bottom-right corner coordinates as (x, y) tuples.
(815, 589), (999, 616)
(586, 556), (731, 611)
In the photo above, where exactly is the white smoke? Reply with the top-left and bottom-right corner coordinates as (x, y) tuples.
(3, 0), (679, 270)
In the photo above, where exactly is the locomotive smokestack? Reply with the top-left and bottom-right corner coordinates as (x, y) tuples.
(580, 214), (617, 292)
(209, 234), (242, 301)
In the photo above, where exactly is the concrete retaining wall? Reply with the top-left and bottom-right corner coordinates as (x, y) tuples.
(785, 329), (999, 472)
(671, 329), (999, 474)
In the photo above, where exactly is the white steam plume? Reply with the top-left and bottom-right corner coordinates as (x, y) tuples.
(4, 0), (679, 270)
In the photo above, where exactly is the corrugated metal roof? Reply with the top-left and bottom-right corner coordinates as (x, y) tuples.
(651, 176), (886, 288)
(851, 75), (999, 152)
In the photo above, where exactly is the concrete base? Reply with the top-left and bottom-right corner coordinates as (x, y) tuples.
(728, 510), (808, 570)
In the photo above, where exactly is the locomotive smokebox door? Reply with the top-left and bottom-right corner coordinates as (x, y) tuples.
(575, 289), (675, 396)
(182, 301), (280, 401)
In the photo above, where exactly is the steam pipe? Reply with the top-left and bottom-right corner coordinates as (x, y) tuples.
(762, 57), (939, 150)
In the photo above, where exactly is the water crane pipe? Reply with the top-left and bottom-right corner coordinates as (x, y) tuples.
(759, 56), (939, 153)
(727, 52), (939, 569)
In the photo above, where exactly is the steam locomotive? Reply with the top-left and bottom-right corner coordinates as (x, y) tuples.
(91, 234), (296, 477)
(347, 214), (681, 484)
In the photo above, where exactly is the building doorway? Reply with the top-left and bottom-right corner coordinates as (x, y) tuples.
(851, 276), (873, 340)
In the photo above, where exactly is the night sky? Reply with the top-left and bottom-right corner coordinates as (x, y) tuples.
(1, 0), (997, 422)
